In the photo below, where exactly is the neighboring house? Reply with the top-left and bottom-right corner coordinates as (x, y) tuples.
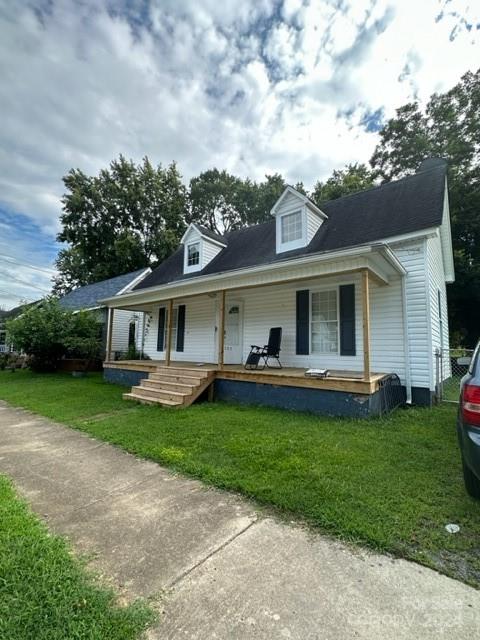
(102, 158), (454, 416)
(59, 268), (151, 357)
(0, 312), (8, 353)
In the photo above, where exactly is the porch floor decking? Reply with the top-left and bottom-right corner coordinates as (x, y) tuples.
(104, 360), (387, 395)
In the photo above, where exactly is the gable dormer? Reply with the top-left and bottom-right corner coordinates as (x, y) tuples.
(181, 224), (227, 274)
(271, 186), (327, 254)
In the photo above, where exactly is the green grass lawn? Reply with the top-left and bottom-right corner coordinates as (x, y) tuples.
(0, 370), (479, 589)
(0, 474), (154, 640)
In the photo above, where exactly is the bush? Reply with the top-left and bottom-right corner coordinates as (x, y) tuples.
(115, 346), (150, 361)
(0, 353), (10, 370)
(6, 299), (102, 372)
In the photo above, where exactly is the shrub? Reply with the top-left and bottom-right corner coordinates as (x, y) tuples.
(116, 346), (150, 361)
(6, 299), (102, 372)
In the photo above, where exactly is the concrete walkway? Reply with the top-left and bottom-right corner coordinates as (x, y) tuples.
(1, 400), (479, 639)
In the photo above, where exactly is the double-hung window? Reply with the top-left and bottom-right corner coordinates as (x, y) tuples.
(187, 242), (200, 267)
(311, 289), (338, 353)
(162, 307), (179, 351)
(281, 210), (303, 244)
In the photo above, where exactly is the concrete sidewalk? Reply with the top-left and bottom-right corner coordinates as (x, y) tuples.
(1, 400), (479, 639)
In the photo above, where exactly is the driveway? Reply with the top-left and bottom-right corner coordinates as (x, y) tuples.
(0, 400), (479, 639)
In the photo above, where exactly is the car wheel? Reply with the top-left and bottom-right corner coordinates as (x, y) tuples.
(462, 457), (480, 499)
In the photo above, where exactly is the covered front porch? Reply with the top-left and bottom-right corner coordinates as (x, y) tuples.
(103, 358), (404, 418)
(102, 246), (408, 416)
(104, 359), (386, 395)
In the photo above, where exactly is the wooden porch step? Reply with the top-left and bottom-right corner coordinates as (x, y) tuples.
(131, 386), (190, 403)
(124, 368), (215, 409)
(149, 372), (208, 385)
(141, 378), (196, 393)
(154, 366), (212, 379)
(122, 392), (182, 407)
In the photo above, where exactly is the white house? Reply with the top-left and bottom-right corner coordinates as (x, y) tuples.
(58, 268), (151, 357)
(102, 158), (454, 417)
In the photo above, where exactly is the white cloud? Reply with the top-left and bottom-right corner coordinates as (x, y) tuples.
(0, 0), (478, 308)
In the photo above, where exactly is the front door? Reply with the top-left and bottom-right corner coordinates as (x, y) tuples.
(223, 301), (244, 364)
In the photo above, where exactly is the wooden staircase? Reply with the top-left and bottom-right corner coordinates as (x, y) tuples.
(123, 365), (215, 408)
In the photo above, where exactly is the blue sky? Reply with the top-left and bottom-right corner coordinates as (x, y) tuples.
(0, 0), (479, 308)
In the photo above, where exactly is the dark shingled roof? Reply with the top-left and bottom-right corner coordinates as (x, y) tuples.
(135, 163), (447, 291)
(195, 224), (227, 244)
(59, 269), (149, 311)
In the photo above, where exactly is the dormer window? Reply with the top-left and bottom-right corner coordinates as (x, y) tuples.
(187, 242), (200, 267)
(271, 186), (328, 254)
(181, 223), (227, 274)
(281, 210), (303, 244)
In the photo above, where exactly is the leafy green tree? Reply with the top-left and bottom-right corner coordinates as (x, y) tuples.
(6, 299), (101, 372)
(53, 156), (186, 294)
(370, 68), (480, 346)
(187, 169), (246, 234)
(63, 310), (103, 368)
(311, 163), (374, 205)
(187, 170), (290, 233)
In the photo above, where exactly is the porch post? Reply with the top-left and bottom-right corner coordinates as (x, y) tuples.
(165, 299), (174, 367)
(106, 307), (114, 362)
(361, 269), (371, 382)
(218, 290), (226, 370)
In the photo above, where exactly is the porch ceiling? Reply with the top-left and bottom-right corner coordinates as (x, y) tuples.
(103, 244), (404, 310)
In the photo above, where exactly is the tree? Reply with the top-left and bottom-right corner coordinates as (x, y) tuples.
(6, 299), (101, 372)
(63, 311), (103, 371)
(370, 68), (480, 346)
(187, 169), (247, 234)
(311, 163), (374, 205)
(53, 156), (187, 294)
(187, 170), (292, 234)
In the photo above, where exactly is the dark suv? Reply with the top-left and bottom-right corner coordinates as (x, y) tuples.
(457, 341), (480, 498)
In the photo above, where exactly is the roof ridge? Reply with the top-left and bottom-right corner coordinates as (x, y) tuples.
(316, 164), (446, 208)
(225, 218), (274, 237)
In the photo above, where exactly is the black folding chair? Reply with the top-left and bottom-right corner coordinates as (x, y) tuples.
(244, 327), (282, 370)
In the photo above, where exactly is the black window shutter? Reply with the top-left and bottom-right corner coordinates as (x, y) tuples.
(157, 307), (166, 352)
(176, 305), (186, 352)
(339, 284), (356, 356)
(296, 290), (310, 355)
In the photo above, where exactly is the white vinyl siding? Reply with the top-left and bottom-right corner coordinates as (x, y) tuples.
(142, 276), (364, 369)
(143, 296), (216, 362)
(274, 190), (323, 253)
(306, 210), (322, 242)
(369, 275), (406, 383)
(427, 233), (451, 381)
(241, 274), (364, 371)
(110, 309), (144, 353)
(390, 238), (431, 389)
(136, 235), (448, 392)
(201, 238), (223, 268)
(183, 226), (224, 273)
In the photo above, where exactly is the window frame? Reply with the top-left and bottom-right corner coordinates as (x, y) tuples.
(276, 206), (307, 253)
(281, 210), (303, 244)
(186, 241), (200, 267)
(159, 306), (179, 352)
(310, 286), (340, 355)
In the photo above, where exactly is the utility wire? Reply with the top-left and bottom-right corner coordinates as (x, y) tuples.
(0, 253), (56, 275)
(0, 289), (35, 302)
(0, 273), (50, 294)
